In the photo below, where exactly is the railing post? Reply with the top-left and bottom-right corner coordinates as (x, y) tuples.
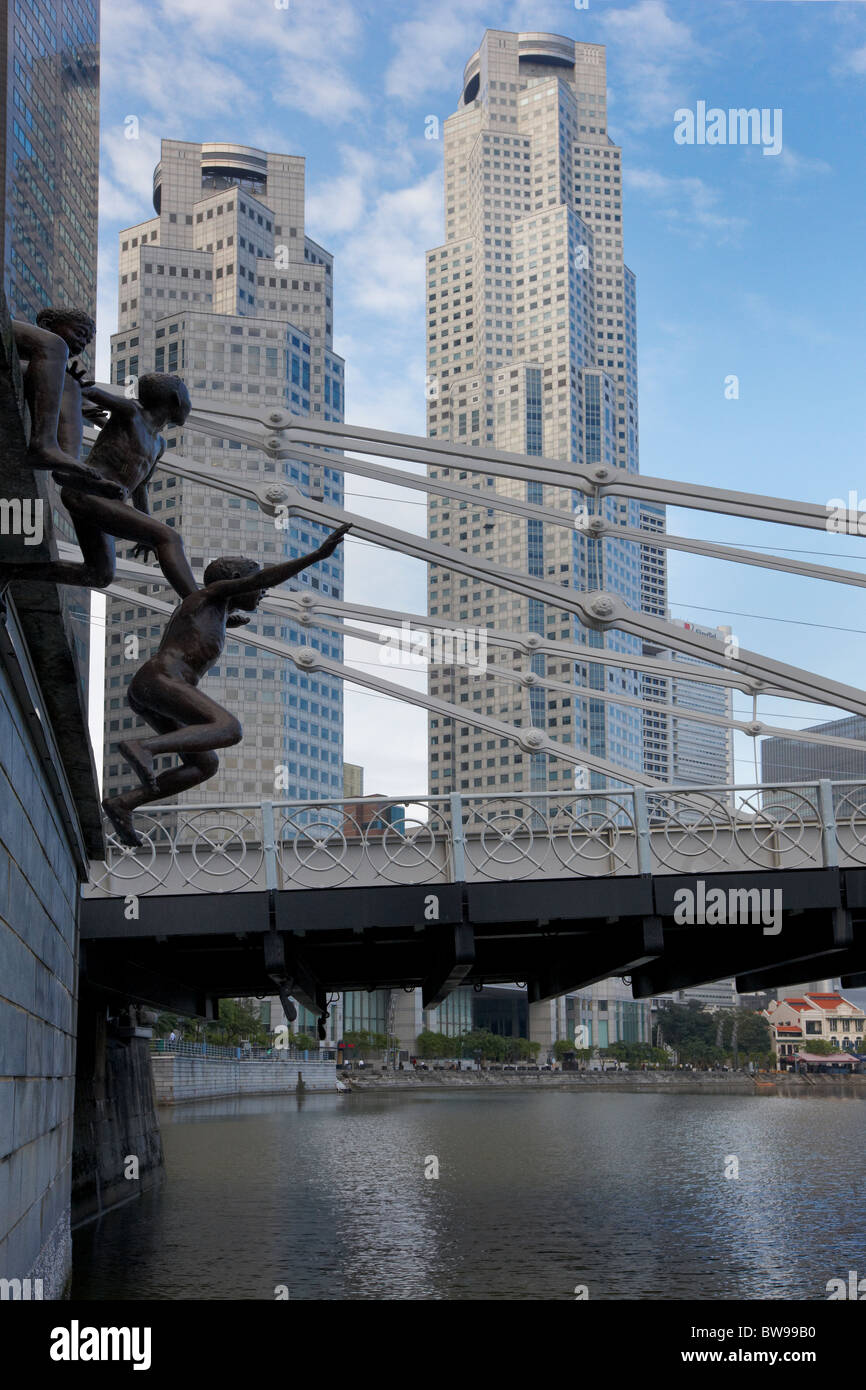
(633, 787), (653, 876)
(449, 791), (466, 882)
(261, 800), (278, 890)
(818, 780), (839, 868)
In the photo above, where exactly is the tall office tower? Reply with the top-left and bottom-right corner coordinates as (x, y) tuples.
(762, 715), (866, 789)
(426, 30), (649, 804)
(639, 501), (669, 779)
(103, 141), (345, 805)
(1, 0), (99, 325)
(643, 619), (734, 786)
(0, 0), (100, 693)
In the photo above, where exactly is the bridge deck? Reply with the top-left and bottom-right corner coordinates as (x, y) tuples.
(80, 863), (866, 1020)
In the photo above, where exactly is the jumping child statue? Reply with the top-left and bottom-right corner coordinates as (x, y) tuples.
(102, 523), (351, 847)
(1, 369), (200, 600)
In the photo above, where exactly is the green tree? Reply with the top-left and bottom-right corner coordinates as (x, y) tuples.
(607, 1040), (668, 1066)
(799, 1039), (837, 1057)
(728, 1009), (772, 1057)
(459, 1028), (507, 1062)
(214, 998), (269, 1047)
(503, 1036), (540, 1062)
(415, 1030), (451, 1059)
(344, 1029), (388, 1060)
(292, 1033), (318, 1052)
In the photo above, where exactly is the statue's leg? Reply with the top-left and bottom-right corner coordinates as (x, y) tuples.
(0, 491), (115, 587)
(12, 322), (90, 474)
(94, 504), (199, 600)
(118, 678), (241, 796)
(103, 702), (222, 847)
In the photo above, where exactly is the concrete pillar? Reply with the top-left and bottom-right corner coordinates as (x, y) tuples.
(528, 999), (557, 1057)
(391, 988), (423, 1058)
(72, 990), (164, 1227)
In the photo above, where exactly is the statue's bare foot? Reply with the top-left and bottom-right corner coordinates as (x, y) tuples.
(227, 613), (251, 628)
(119, 739), (160, 794)
(102, 798), (144, 848)
(51, 466), (125, 500)
(25, 442), (85, 473)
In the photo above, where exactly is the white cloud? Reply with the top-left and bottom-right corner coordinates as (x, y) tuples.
(272, 65), (368, 125)
(384, 0), (490, 102)
(597, 0), (706, 129)
(334, 327), (428, 436)
(625, 166), (746, 240)
(306, 148), (379, 236)
(99, 127), (162, 224)
(101, 1), (251, 120)
(738, 291), (837, 347)
(93, 248), (119, 382)
(773, 145), (832, 179)
(338, 170), (442, 319)
(101, 0), (366, 128)
(841, 43), (866, 74)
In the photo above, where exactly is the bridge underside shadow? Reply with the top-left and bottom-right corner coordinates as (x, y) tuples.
(80, 867), (866, 1019)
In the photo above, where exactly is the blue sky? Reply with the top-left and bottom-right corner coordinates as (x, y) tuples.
(95, 0), (866, 793)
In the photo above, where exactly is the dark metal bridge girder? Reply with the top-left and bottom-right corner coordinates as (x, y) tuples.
(79, 868), (866, 1016)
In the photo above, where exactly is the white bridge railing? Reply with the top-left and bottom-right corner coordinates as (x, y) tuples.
(84, 780), (866, 898)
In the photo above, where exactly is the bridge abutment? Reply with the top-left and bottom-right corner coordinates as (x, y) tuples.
(71, 990), (164, 1228)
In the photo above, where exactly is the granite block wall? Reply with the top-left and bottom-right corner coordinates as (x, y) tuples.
(0, 657), (80, 1297)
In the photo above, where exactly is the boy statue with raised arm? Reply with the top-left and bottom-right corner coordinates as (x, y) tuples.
(102, 523), (351, 846)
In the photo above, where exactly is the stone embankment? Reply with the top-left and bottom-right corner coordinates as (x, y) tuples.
(151, 1054), (336, 1103)
(341, 1069), (866, 1098)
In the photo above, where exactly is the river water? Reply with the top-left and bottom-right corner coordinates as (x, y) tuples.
(71, 1089), (866, 1300)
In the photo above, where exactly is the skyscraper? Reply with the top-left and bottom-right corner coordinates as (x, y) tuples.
(103, 141), (345, 805)
(1, 0), (99, 326)
(0, 0), (100, 693)
(422, 29), (659, 1051)
(761, 715), (866, 789)
(643, 619), (734, 786)
(425, 30), (647, 802)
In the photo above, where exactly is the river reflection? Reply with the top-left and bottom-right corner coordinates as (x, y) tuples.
(72, 1090), (866, 1300)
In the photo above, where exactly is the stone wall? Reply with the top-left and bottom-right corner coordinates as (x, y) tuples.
(71, 1002), (164, 1228)
(0, 652), (80, 1296)
(151, 1055), (336, 1103)
(0, 295), (103, 1297)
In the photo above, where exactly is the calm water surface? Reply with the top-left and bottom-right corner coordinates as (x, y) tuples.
(72, 1090), (866, 1300)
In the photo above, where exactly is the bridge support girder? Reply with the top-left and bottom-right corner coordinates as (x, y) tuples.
(631, 906), (848, 1000)
(527, 916), (664, 1003)
(422, 920), (475, 1009)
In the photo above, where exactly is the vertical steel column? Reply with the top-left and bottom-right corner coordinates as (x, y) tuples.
(261, 801), (279, 890)
(633, 787), (653, 876)
(449, 792), (466, 882)
(818, 780), (839, 869)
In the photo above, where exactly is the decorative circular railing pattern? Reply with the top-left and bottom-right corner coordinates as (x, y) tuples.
(273, 800), (446, 886)
(832, 784), (866, 866)
(85, 782), (866, 897)
(276, 806), (361, 887)
(461, 798), (555, 881)
(733, 788), (822, 869)
(548, 794), (638, 875)
(646, 790), (738, 873)
(91, 814), (179, 893)
(367, 810), (442, 884)
(172, 809), (265, 890)
(92, 807), (265, 894)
